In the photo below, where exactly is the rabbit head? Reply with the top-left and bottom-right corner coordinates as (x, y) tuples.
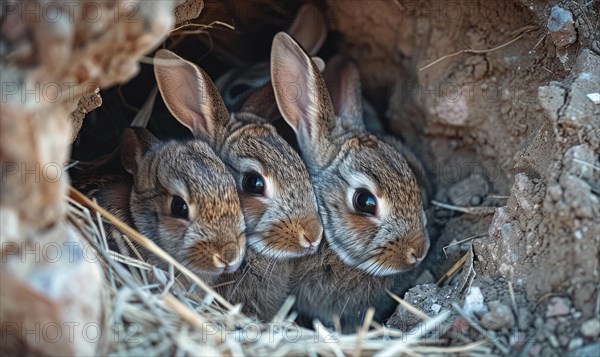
(121, 127), (246, 275)
(271, 32), (430, 276)
(154, 49), (323, 260)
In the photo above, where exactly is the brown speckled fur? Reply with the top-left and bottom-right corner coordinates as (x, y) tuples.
(154, 50), (322, 320)
(271, 33), (430, 332)
(75, 128), (246, 286)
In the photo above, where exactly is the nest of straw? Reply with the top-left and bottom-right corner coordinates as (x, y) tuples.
(66, 187), (493, 356)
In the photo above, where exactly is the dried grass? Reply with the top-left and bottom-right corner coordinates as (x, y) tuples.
(66, 186), (491, 355)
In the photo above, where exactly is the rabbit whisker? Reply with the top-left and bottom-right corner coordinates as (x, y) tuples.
(229, 263), (253, 297)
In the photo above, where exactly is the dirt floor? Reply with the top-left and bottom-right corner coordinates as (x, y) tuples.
(71, 0), (600, 355)
(323, 0), (599, 355)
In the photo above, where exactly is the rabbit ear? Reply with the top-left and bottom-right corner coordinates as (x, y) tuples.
(154, 49), (229, 146)
(121, 128), (158, 175)
(323, 55), (365, 130)
(271, 32), (335, 165)
(287, 3), (328, 56)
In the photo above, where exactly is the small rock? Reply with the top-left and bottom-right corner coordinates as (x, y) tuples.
(463, 287), (487, 317)
(571, 341), (600, 356)
(581, 319), (600, 338)
(559, 334), (570, 347)
(546, 297), (571, 317)
(431, 303), (442, 314)
(527, 343), (542, 357)
(547, 6), (577, 49)
(586, 93), (600, 105)
(548, 185), (562, 201)
(480, 301), (515, 330)
(547, 332), (560, 348)
(518, 307), (533, 330)
(569, 338), (584, 350)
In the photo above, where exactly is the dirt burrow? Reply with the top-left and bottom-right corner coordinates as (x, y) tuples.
(327, 0), (599, 354)
(69, 0), (599, 354)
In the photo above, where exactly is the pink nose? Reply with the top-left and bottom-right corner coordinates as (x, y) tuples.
(214, 254), (230, 268)
(304, 234), (314, 244)
(406, 248), (425, 266)
(213, 242), (242, 271)
(300, 234), (320, 249)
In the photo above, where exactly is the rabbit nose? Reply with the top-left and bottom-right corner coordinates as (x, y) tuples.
(299, 229), (322, 249)
(213, 243), (242, 270)
(213, 254), (230, 269)
(298, 221), (323, 248)
(406, 248), (425, 266)
(300, 234), (316, 247)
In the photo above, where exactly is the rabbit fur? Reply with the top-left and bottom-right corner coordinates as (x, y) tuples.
(77, 127), (247, 286)
(154, 49), (323, 321)
(271, 32), (431, 332)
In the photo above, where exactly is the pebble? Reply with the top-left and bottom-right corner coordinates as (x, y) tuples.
(547, 6), (577, 49)
(547, 332), (560, 348)
(548, 185), (562, 201)
(463, 287), (487, 317)
(518, 307), (533, 330)
(568, 338), (584, 350)
(546, 297), (571, 317)
(480, 301), (515, 330)
(586, 93), (600, 105)
(431, 303), (442, 314)
(527, 343), (542, 357)
(571, 342), (600, 356)
(581, 319), (600, 338)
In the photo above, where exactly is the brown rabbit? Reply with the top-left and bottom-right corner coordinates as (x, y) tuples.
(153, 49), (323, 321)
(271, 33), (430, 332)
(78, 127), (246, 286)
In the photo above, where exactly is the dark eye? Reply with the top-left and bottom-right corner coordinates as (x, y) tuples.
(242, 172), (265, 195)
(353, 189), (377, 215)
(170, 195), (189, 219)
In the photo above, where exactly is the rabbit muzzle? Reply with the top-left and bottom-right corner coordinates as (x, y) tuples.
(212, 242), (245, 273)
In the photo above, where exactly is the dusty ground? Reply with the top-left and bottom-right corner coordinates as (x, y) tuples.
(325, 0), (599, 355)
(71, 0), (599, 355)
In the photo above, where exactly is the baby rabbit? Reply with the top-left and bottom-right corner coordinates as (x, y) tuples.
(271, 33), (431, 332)
(78, 127), (247, 286)
(153, 49), (323, 321)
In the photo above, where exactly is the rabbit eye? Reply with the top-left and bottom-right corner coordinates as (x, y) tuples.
(353, 189), (377, 215)
(242, 172), (265, 195)
(170, 195), (189, 219)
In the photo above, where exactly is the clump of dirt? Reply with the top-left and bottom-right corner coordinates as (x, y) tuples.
(327, 0), (599, 355)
